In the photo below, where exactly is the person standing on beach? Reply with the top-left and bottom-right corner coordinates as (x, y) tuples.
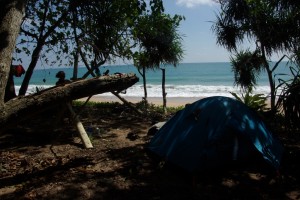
(4, 64), (25, 102)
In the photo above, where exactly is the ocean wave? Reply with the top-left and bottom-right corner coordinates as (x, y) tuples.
(15, 85), (53, 95)
(16, 84), (274, 98)
(98, 84), (272, 98)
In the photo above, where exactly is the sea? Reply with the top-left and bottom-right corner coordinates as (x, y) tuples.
(14, 62), (294, 98)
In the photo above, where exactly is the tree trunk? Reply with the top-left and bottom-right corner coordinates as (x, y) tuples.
(0, 0), (26, 106)
(161, 68), (167, 113)
(71, 9), (96, 78)
(0, 73), (139, 130)
(261, 46), (276, 113)
(111, 91), (142, 115)
(142, 66), (147, 102)
(81, 61), (105, 79)
(266, 65), (275, 112)
(73, 49), (79, 80)
(4, 69), (17, 102)
(19, 43), (43, 95)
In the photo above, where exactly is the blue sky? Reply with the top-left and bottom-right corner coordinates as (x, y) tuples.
(163, 0), (231, 63)
(163, 0), (285, 63)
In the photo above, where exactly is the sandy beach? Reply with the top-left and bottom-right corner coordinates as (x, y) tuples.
(78, 96), (203, 107)
(78, 95), (273, 109)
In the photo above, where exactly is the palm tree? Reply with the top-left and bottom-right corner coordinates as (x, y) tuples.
(133, 52), (153, 104)
(212, 0), (300, 113)
(134, 13), (184, 112)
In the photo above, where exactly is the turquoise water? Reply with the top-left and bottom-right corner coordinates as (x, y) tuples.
(14, 62), (294, 97)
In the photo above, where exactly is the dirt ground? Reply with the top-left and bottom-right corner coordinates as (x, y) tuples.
(1, 102), (300, 200)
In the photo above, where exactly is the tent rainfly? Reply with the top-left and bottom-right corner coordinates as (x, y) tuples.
(148, 96), (284, 172)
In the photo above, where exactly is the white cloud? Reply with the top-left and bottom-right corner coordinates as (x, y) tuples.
(176, 0), (216, 8)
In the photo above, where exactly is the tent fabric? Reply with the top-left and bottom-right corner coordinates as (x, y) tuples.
(148, 96), (284, 172)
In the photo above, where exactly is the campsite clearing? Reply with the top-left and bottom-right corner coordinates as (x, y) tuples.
(1, 102), (300, 199)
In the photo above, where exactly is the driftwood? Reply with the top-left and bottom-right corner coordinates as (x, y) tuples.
(0, 73), (139, 129)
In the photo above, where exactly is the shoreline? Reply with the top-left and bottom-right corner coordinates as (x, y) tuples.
(78, 95), (272, 108)
(78, 96), (203, 107)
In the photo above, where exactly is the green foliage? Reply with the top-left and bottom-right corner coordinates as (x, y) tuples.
(16, 0), (173, 95)
(73, 100), (182, 122)
(213, 0), (300, 55)
(230, 50), (265, 89)
(132, 5), (184, 105)
(76, 0), (145, 68)
(277, 64), (300, 129)
(135, 100), (183, 115)
(17, 0), (72, 66)
(212, 0), (300, 113)
(133, 11), (184, 68)
(73, 101), (120, 112)
(230, 86), (267, 112)
(15, 0), (182, 92)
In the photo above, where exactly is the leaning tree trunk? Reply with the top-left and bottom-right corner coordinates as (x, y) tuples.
(137, 67), (148, 108)
(161, 68), (167, 113)
(19, 43), (43, 95)
(142, 66), (148, 103)
(0, 0), (26, 106)
(261, 46), (276, 113)
(0, 73), (139, 130)
(73, 48), (79, 80)
(111, 91), (142, 115)
(266, 65), (276, 112)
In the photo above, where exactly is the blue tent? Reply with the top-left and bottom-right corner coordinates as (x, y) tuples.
(148, 96), (283, 172)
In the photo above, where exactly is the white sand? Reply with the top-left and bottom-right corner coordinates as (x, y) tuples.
(78, 96), (203, 107)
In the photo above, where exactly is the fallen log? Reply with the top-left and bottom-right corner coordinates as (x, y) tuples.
(0, 73), (139, 129)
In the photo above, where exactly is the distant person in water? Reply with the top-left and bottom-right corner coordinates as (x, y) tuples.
(103, 69), (109, 76)
(55, 71), (71, 86)
(5, 64), (25, 102)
